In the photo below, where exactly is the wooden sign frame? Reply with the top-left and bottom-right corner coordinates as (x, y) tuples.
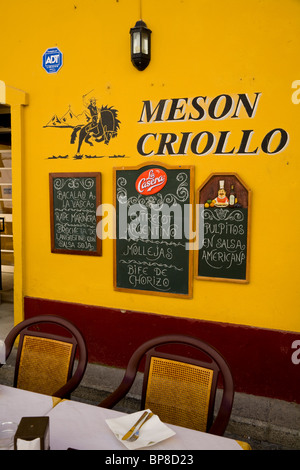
(113, 162), (194, 298)
(49, 172), (102, 256)
(195, 173), (251, 283)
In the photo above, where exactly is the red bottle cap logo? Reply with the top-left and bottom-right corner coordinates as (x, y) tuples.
(135, 168), (167, 195)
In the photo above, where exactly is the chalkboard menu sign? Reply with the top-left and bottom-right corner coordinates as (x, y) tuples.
(114, 163), (194, 297)
(195, 173), (250, 283)
(50, 172), (101, 255)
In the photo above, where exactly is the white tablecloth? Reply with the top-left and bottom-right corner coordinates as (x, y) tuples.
(0, 385), (60, 425)
(46, 400), (246, 450)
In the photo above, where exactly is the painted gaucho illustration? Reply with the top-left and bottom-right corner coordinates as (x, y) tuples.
(44, 91), (120, 155)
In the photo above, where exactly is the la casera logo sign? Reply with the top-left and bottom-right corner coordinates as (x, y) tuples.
(135, 168), (167, 195)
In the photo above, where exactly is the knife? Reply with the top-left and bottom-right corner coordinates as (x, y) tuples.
(121, 411), (149, 441)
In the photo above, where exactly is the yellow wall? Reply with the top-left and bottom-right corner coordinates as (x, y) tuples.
(1, 0), (299, 332)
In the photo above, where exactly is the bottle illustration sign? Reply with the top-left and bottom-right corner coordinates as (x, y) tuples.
(196, 173), (251, 283)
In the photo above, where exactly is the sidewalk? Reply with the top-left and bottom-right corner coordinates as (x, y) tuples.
(0, 278), (299, 450)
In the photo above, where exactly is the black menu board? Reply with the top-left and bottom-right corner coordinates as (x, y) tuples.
(195, 173), (250, 283)
(114, 163), (194, 297)
(50, 172), (101, 255)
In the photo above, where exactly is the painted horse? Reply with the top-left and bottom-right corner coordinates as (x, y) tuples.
(71, 105), (120, 154)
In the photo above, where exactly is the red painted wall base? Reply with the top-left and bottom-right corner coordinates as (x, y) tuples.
(24, 296), (300, 403)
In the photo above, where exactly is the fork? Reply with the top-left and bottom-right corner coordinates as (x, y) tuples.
(128, 412), (154, 442)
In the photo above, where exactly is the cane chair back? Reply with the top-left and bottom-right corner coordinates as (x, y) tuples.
(144, 356), (215, 432)
(99, 335), (234, 436)
(2, 315), (88, 398)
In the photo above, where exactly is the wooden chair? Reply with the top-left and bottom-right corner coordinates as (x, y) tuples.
(1, 315), (88, 399)
(99, 334), (234, 435)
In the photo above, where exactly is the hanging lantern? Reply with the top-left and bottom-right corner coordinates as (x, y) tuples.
(130, 20), (152, 71)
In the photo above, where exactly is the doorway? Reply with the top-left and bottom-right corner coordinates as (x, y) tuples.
(0, 104), (13, 303)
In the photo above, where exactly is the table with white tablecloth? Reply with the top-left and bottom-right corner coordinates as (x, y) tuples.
(0, 385), (251, 450)
(45, 399), (250, 450)
(0, 385), (60, 425)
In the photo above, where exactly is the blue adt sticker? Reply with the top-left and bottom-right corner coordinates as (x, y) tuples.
(42, 47), (63, 74)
